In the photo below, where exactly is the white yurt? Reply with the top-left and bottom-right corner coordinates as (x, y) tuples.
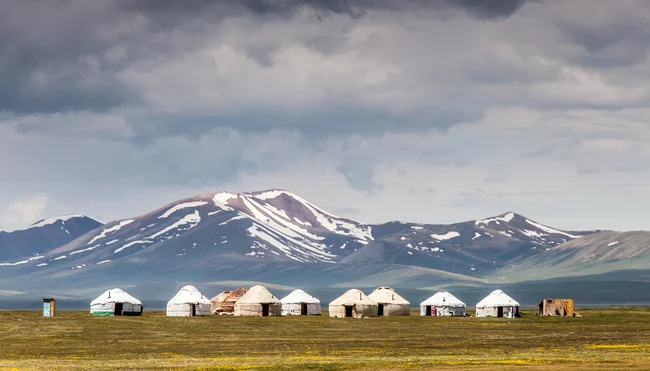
(166, 285), (211, 317)
(476, 289), (520, 318)
(90, 288), (142, 316)
(329, 289), (378, 318)
(281, 289), (321, 316)
(234, 285), (282, 317)
(367, 286), (411, 316)
(420, 290), (466, 317)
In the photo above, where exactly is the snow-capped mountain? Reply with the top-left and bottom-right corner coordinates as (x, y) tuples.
(30, 190), (373, 271)
(1, 190), (595, 277)
(366, 211), (594, 270)
(0, 215), (103, 261)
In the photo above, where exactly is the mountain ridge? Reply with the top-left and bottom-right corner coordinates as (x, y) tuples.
(4, 188), (647, 301)
(0, 215), (103, 262)
(0, 189), (595, 272)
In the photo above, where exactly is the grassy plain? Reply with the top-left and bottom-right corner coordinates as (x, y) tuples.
(1, 308), (650, 370)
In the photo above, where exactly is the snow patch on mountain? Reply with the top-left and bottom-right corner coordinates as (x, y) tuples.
(475, 212), (515, 226)
(521, 229), (548, 238)
(0, 255), (44, 266)
(150, 211), (201, 239)
(219, 215), (247, 225)
(524, 219), (581, 239)
(159, 201), (208, 219)
(213, 192), (238, 211)
(250, 190), (373, 243)
(69, 244), (100, 255)
(240, 196), (324, 241)
(430, 231), (460, 240)
(88, 219), (134, 245)
(115, 240), (152, 254)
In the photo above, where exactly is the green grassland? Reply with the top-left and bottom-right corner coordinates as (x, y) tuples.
(1, 308), (650, 370)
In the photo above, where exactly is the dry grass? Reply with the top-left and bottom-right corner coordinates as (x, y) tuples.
(1, 308), (649, 370)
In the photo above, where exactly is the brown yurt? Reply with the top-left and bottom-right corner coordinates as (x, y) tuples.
(212, 287), (248, 315)
(210, 291), (231, 315)
(538, 298), (575, 317)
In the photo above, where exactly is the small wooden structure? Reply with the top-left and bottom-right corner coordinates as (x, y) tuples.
(538, 298), (574, 317)
(43, 298), (56, 317)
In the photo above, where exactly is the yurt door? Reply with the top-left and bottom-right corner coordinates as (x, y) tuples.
(497, 306), (504, 318)
(190, 304), (196, 317)
(345, 305), (353, 318)
(377, 304), (384, 316)
(301, 303), (308, 315)
(262, 304), (270, 317)
(114, 303), (123, 316)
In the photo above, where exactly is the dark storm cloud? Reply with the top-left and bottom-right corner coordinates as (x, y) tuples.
(0, 0), (533, 114)
(555, 5), (650, 68)
(120, 0), (531, 20)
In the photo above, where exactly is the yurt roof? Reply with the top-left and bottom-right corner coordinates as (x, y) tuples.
(476, 290), (520, 308)
(281, 289), (320, 304)
(168, 285), (210, 305)
(210, 290), (231, 302)
(330, 289), (377, 306)
(90, 288), (141, 305)
(222, 287), (248, 303)
(367, 286), (410, 305)
(420, 290), (466, 308)
(236, 285), (281, 304)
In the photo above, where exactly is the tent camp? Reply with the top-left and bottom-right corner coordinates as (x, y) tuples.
(166, 285), (211, 317)
(90, 288), (142, 316)
(329, 289), (378, 318)
(476, 290), (520, 318)
(281, 289), (321, 316)
(420, 290), (466, 317)
(538, 298), (575, 317)
(367, 286), (410, 316)
(234, 285), (282, 317)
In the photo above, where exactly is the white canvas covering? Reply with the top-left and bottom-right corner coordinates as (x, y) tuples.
(281, 289), (321, 316)
(367, 286), (411, 316)
(420, 290), (466, 316)
(475, 290), (520, 318)
(329, 289), (378, 318)
(234, 285), (282, 317)
(90, 288), (142, 316)
(166, 285), (211, 317)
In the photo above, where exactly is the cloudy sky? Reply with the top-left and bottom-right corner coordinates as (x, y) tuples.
(1, 0), (649, 231)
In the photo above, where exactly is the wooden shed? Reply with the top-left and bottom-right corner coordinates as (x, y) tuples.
(538, 298), (574, 317)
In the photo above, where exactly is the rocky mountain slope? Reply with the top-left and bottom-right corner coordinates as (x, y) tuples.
(0, 215), (103, 262)
(488, 230), (650, 283)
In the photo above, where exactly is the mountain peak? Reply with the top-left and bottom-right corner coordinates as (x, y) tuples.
(0, 214), (103, 262)
(474, 211), (519, 226)
(27, 214), (98, 230)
